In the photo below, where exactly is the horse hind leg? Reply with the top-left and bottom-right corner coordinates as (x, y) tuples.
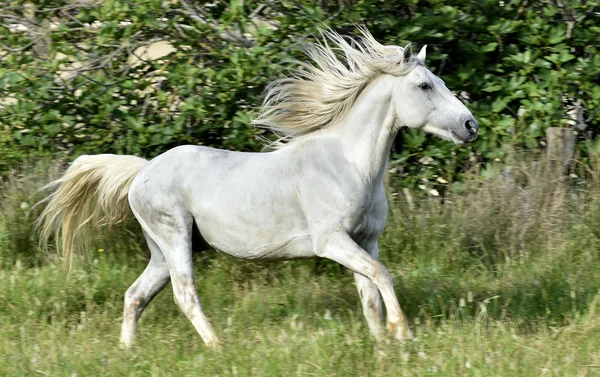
(120, 231), (170, 348)
(137, 207), (220, 349)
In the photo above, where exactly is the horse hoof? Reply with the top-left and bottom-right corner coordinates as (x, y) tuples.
(119, 340), (133, 350)
(387, 321), (413, 341)
(206, 340), (222, 351)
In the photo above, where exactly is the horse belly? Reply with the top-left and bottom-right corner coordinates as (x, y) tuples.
(192, 198), (315, 261)
(220, 236), (315, 261)
(195, 217), (315, 260)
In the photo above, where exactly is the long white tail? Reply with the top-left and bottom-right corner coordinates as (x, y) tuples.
(37, 154), (148, 270)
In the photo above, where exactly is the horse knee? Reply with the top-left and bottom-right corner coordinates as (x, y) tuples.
(370, 264), (393, 287)
(172, 277), (200, 310)
(124, 290), (146, 318)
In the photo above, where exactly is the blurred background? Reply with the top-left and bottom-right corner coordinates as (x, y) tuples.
(1, 1), (599, 375)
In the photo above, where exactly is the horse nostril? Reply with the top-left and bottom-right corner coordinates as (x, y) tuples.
(464, 119), (479, 135)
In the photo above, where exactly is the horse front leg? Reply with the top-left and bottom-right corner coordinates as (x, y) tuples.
(353, 239), (385, 339)
(354, 272), (385, 339)
(316, 231), (413, 341)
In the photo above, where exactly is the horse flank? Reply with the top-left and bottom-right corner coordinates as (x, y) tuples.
(252, 26), (422, 146)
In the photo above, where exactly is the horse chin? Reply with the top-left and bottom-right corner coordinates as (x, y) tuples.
(422, 124), (464, 145)
(448, 130), (467, 145)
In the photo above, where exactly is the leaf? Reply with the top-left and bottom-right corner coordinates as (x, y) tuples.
(482, 42), (498, 52)
(482, 84), (503, 92)
(559, 52), (575, 63)
(491, 97), (509, 113)
(547, 25), (566, 44)
(125, 116), (144, 131)
(495, 117), (515, 131)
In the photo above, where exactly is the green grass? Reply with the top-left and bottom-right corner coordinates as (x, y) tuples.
(1, 158), (600, 376)
(1, 255), (599, 376)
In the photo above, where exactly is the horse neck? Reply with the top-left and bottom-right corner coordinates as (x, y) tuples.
(330, 75), (397, 184)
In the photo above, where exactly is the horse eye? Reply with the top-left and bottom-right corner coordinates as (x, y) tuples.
(419, 83), (432, 90)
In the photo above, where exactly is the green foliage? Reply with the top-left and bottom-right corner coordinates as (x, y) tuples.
(1, 0), (598, 186)
(375, 0), (600, 189)
(1, 0), (284, 160)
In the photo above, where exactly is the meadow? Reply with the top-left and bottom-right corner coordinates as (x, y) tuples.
(1, 157), (599, 376)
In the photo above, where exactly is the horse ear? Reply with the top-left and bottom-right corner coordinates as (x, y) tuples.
(403, 43), (413, 62)
(417, 45), (427, 63)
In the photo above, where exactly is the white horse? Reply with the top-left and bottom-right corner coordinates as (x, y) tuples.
(38, 27), (478, 349)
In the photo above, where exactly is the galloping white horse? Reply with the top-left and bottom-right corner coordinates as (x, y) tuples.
(38, 27), (478, 349)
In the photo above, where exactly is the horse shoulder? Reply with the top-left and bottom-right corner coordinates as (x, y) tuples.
(291, 142), (382, 235)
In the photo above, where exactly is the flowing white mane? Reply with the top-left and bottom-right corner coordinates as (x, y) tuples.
(252, 27), (422, 145)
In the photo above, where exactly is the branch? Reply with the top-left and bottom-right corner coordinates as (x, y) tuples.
(178, 0), (255, 47)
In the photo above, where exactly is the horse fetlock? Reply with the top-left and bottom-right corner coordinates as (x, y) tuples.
(386, 318), (413, 341)
(119, 331), (135, 349)
(369, 325), (386, 341)
(205, 337), (221, 351)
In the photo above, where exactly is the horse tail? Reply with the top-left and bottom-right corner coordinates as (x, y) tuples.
(37, 154), (148, 272)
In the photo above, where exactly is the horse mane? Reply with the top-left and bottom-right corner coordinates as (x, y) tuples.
(252, 26), (422, 147)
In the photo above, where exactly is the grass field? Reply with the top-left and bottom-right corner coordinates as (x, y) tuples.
(1, 159), (600, 376)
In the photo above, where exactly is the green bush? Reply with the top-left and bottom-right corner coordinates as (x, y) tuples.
(1, 0), (598, 186)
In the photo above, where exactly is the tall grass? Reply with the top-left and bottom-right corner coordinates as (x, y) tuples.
(1, 154), (600, 375)
(0, 161), (62, 267)
(379, 155), (600, 325)
(0, 159), (147, 268)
